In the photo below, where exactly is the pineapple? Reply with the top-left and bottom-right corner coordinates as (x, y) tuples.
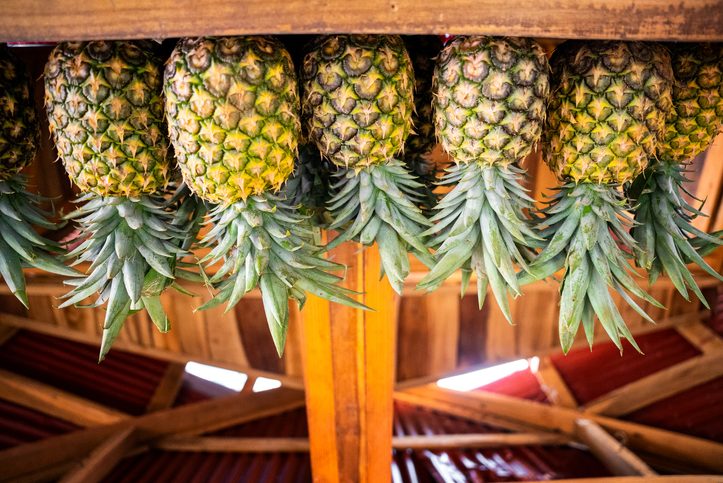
(629, 43), (723, 306)
(403, 35), (443, 214)
(164, 37), (365, 356)
(527, 41), (673, 352)
(0, 44), (76, 307)
(45, 41), (198, 360)
(417, 36), (548, 322)
(301, 34), (433, 294)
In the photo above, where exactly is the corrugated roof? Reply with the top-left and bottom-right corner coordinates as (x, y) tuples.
(0, 330), (170, 415)
(0, 399), (78, 450)
(475, 368), (548, 403)
(550, 329), (701, 404)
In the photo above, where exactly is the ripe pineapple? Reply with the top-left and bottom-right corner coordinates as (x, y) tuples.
(629, 43), (723, 306)
(417, 36), (548, 322)
(45, 41), (198, 360)
(0, 44), (76, 307)
(403, 35), (443, 214)
(301, 35), (433, 294)
(528, 41), (673, 352)
(164, 37), (365, 355)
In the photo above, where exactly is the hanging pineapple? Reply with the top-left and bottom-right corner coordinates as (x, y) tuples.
(403, 35), (444, 214)
(301, 34), (433, 294)
(0, 44), (76, 307)
(528, 41), (673, 352)
(164, 37), (366, 356)
(417, 36), (549, 322)
(45, 41), (198, 360)
(629, 43), (723, 306)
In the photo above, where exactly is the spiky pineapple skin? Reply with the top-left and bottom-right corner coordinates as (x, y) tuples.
(302, 34), (414, 168)
(165, 37), (299, 204)
(0, 44), (39, 179)
(544, 41), (673, 184)
(45, 41), (169, 196)
(434, 36), (549, 167)
(661, 43), (723, 163)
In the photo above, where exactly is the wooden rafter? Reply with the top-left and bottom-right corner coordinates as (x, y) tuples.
(575, 419), (656, 476)
(399, 385), (723, 473)
(59, 428), (138, 483)
(0, 369), (127, 427)
(676, 320), (723, 354)
(0, 387), (304, 481)
(532, 356), (577, 408)
(145, 363), (186, 412)
(582, 351), (723, 416)
(0, 312), (304, 390)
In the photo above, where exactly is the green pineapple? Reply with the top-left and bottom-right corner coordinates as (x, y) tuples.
(0, 44), (76, 307)
(164, 37), (365, 355)
(45, 41), (198, 360)
(302, 34), (433, 294)
(629, 43), (723, 306)
(528, 41), (673, 352)
(418, 36), (548, 321)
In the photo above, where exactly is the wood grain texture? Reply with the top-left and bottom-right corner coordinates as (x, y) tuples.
(1, 0), (722, 41)
(574, 419), (657, 476)
(59, 428), (138, 483)
(300, 242), (395, 483)
(533, 356), (578, 408)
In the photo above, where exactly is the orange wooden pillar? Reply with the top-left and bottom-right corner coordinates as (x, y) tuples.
(301, 241), (396, 482)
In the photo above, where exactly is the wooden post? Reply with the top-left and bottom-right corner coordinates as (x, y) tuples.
(301, 242), (396, 483)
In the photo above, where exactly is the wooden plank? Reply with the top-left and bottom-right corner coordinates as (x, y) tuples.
(301, 242), (395, 483)
(401, 385), (723, 473)
(59, 428), (138, 483)
(1, 0), (721, 41)
(423, 286), (460, 375)
(0, 387), (304, 481)
(692, 134), (723, 232)
(533, 356), (578, 408)
(676, 321), (723, 353)
(583, 351), (723, 416)
(200, 292), (250, 367)
(153, 433), (569, 453)
(0, 312), (304, 389)
(0, 369), (127, 427)
(574, 419), (657, 476)
(145, 363), (186, 412)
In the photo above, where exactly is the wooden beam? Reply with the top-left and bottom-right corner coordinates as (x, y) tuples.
(583, 351), (723, 416)
(676, 321), (723, 354)
(0, 312), (304, 390)
(145, 363), (186, 412)
(532, 356), (578, 408)
(0, 387), (304, 481)
(1, 0), (721, 41)
(301, 243), (396, 483)
(0, 369), (127, 427)
(59, 428), (138, 483)
(574, 419), (656, 476)
(400, 385), (723, 473)
(153, 433), (569, 453)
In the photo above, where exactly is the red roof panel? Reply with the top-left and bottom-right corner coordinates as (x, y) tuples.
(0, 399), (78, 449)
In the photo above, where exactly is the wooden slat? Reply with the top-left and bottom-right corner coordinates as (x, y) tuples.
(1, 0), (721, 41)
(692, 134), (723, 232)
(583, 351), (723, 416)
(145, 363), (186, 412)
(423, 286), (460, 375)
(59, 428), (137, 483)
(0, 369), (127, 427)
(575, 419), (656, 476)
(301, 242), (395, 483)
(676, 321), (723, 354)
(0, 387), (304, 481)
(533, 356), (578, 408)
(153, 432), (569, 453)
(400, 385), (723, 473)
(0, 312), (304, 389)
